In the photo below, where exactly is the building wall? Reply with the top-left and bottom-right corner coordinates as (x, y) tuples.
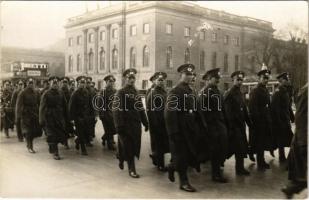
(64, 2), (274, 91)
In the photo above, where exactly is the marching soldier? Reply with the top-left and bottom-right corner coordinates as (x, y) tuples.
(113, 68), (149, 178)
(248, 66), (274, 170)
(60, 77), (72, 148)
(1, 80), (14, 138)
(86, 77), (97, 146)
(69, 78), (76, 97)
(281, 83), (307, 198)
(15, 78), (42, 153)
(146, 73), (157, 166)
(147, 72), (170, 171)
(68, 76), (90, 155)
(99, 75), (117, 150)
(270, 72), (294, 162)
(11, 79), (25, 142)
(224, 71), (252, 176)
(199, 68), (228, 183)
(40, 79), (50, 97)
(39, 76), (69, 160)
(165, 64), (203, 192)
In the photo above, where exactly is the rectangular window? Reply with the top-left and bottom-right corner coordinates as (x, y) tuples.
(212, 52), (217, 68)
(224, 53), (228, 72)
(212, 33), (217, 42)
(130, 25), (137, 36)
(143, 23), (150, 34)
(235, 55), (239, 71)
(112, 28), (118, 39)
(77, 36), (82, 45)
(166, 23), (172, 34)
(68, 37), (73, 47)
(142, 80), (148, 90)
(199, 31), (206, 40)
(88, 33), (94, 43)
(100, 31), (106, 41)
(166, 80), (173, 88)
(234, 37), (240, 46)
(184, 27), (190, 37)
(224, 35), (229, 44)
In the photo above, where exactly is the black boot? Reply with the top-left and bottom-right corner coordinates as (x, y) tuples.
(128, 159), (140, 178)
(4, 129), (9, 138)
(281, 181), (307, 199)
(179, 171), (196, 192)
(27, 137), (35, 153)
(212, 160), (228, 183)
(167, 164), (175, 182)
(236, 156), (250, 176)
(53, 145), (61, 160)
(279, 147), (287, 162)
(80, 142), (88, 155)
(180, 182), (196, 192)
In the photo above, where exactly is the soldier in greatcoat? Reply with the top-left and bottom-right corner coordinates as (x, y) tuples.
(270, 72), (294, 162)
(60, 76), (72, 148)
(248, 66), (274, 170)
(99, 75), (117, 150)
(281, 83), (307, 198)
(85, 77), (97, 146)
(113, 68), (149, 178)
(165, 64), (205, 192)
(147, 72), (170, 171)
(68, 76), (90, 155)
(1, 80), (14, 138)
(224, 71), (252, 176)
(146, 74), (157, 165)
(69, 78), (76, 97)
(39, 76), (68, 160)
(199, 68), (228, 183)
(40, 79), (50, 97)
(11, 79), (25, 141)
(15, 78), (42, 153)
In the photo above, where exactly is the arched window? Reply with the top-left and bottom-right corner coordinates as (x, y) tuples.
(76, 54), (81, 72)
(99, 48), (105, 70)
(68, 55), (73, 72)
(88, 49), (94, 71)
(166, 46), (173, 68)
(130, 47), (136, 68)
(112, 48), (118, 69)
(200, 50), (205, 70)
(184, 48), (190, 63)
(143, 46), (150, 67)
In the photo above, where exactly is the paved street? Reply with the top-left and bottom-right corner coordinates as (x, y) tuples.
(0, 122), (307, 199)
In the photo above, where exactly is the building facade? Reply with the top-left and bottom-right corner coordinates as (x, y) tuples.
(65, 1), (275, 91)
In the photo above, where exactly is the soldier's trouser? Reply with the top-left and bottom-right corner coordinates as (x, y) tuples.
(48, 143), (59, 155)
(157, 153), (165, 168)
(257, 150), (266, 167)
(75, 120), (87, 153)
(127, 157), (136, 173)
(279, 147), (286, 159)
(235, 154), (245, 171)
(211, 158), (221, 177)
(177, 168), (189, 184)
(25, 135), (34, 150)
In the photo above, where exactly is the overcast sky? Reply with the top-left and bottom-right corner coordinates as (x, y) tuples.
(1, 1), (308, 49)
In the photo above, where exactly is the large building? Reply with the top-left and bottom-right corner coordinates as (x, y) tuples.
(1, 47), (65, 87)
(65, 1), (275, 91)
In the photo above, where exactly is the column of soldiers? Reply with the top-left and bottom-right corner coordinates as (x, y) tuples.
(0, 62), (306, 196)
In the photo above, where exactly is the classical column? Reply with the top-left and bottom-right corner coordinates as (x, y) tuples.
(94, 26), (99, 73)
(83, 29), (88, 74)
(106, 24), (111, 73)
(118, 21), (125, 73)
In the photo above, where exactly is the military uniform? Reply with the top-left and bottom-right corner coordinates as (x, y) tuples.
(224, 71), (251, 176)
(146, 72), (170, 170)
(145, 74), (157, 165)
(68, 76), (91, 155)
(11, 80), (24, 141)
(99, 75), (117, 150)
(86, 77), (97, 145)
(113, 68), (149, 178)
(165, 64), (204, 192)
(282, 84), (307, 198)
(270, 73), (294, 162)
(15, 78), (42, 153)
(199, 68), (228, 182)
(1, 81), (14, 137)
(39, 76), (68, 160)
(248, 68), (274, 170)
